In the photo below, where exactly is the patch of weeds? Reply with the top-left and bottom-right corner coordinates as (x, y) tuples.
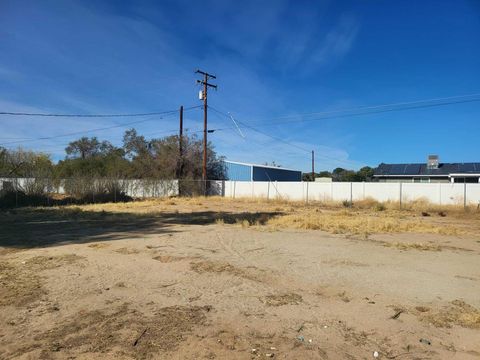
(190, 260), (262, 282)
(262, 293), (303, 306)
(115, 247), (140, 255)
(30, 303), (212, 358)
(384, 242), (441, 252)
(0, 254), (83, 307)
(416, 300), (480, 329)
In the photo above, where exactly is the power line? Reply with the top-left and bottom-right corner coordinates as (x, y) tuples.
(209, 106), (309, 153)
(0, 106), (201, 147)
(208, 106), (360, 168)
(3, 127), (209, 154)
(206, 91), (480, 166)
(205, 92), (480, 135)
(236, 92), (480, 126)
(0, 108), (195, 118)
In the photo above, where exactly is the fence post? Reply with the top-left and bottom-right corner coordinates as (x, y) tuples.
(350, 182), (353, 204)
(233, 181), (236, 199)
(438, 183), (441, 206)
(306, 181), (309, 203)
(399, 182), (402, 209)
(267, 181), (270, 200)
(464, 181), (467, 209)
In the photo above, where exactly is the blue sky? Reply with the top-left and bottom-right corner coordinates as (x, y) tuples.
(0, 0), (479, 171)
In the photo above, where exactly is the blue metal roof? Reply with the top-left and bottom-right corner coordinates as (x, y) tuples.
(224, 160), (302, 181)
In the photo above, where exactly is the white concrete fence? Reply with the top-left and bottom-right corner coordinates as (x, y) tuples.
(222, 181), (480, 206)
(0, 178), (178, 198)
(2, 178), (480, 206)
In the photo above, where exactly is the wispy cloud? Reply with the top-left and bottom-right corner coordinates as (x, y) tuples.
(0, 0), (365, 170)
(309, 14), (360, 68)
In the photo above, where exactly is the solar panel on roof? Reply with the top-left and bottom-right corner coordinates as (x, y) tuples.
(459, 163), (475, 172)
(404, 164), (421, 175)
(390, 164), (406, 174)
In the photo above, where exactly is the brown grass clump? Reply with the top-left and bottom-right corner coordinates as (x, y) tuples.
(416, 300), (480, 329)
(0, 254), (84, 307)
(115, 247), (140, 255)
(87, 243), (110, 249)
(24, 254), (85, 270)
(0, 261), (45, 307)
(153, 254), (198, 263)
(190, 260), (263, 282)
(383, 242), (442, 251)
(262, 293), (303, 306)
(25, 303), (212, 358)
(266, 211), (464, 236)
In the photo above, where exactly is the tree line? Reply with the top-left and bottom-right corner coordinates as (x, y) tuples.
(0, 129), (225, 180)
(302, 166), (375, 182)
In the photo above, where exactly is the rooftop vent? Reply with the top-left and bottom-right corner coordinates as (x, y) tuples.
(427, 155), (439, 169)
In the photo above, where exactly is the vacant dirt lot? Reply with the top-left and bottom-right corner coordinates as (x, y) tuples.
(1, 197), (479, 359)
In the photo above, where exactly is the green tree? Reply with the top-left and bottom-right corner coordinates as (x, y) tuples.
(0, 148), (53, 178)
(357, 166), (374, 181)
(65, 137), (114, 159)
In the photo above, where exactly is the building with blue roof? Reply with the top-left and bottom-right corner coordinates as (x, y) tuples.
(224, 161), (302, 182)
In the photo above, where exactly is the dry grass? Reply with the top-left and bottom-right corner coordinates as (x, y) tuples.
(265, 211), (466, 236)
(31, 196), (480, 236)
(0, 261), (45, 307)
(87, 243), (110, 249)
(383, 242), (442, 251)
(190, 260), (263, 282)
(114, 247), (140, 255)
(262, 293), (303, 306)
(25, 303), (212, 358)
(415, 300), (480, 329)
(153, 254), (198, 263)
(0, 254), (84, 307)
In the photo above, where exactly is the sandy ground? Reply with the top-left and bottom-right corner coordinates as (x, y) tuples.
(1, 200), (480, 359)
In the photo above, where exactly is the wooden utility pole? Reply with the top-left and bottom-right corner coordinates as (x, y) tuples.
(177, 105), (184, 179)
(311, 150), (315, 181)
(195, 69), (217, 184)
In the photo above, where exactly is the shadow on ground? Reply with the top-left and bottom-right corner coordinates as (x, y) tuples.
(0, 207), (281, 249)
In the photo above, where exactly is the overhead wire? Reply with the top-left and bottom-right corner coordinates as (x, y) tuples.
(208, 106), (361, 168)
(0, 108), (198, 118)
(2, 92), (479, 168)
(204, 92), (480, 134)
(0, 106), (201, 147)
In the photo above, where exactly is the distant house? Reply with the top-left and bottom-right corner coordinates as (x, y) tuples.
(373, 155), (480, 183)
(224, 160), (302, 182)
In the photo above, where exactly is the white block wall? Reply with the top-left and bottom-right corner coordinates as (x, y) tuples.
(223, 181), (480, 205)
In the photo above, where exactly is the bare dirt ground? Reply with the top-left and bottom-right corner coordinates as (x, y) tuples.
(1, 197), (480, 359)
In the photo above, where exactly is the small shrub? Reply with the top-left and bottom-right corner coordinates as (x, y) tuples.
(342, 200), (353, 208)
(375, 203), (386, 212)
